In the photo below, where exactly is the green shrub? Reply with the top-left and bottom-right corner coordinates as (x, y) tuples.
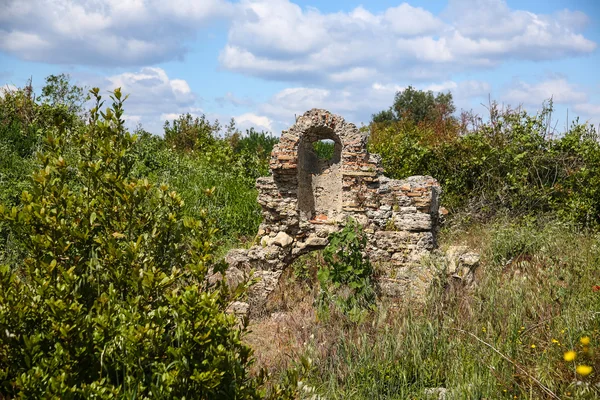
(229, 127), (278, 179)
(317, 219), (376, 321)
(0, 89), (262, 399)
(164, 113), (219, 153)
(369, 99), (600, 228)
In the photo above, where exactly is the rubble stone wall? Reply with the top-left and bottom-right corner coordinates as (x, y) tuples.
(225, 109), (442, 315)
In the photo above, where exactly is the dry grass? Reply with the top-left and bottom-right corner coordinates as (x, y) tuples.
(246, 218), (600, 399)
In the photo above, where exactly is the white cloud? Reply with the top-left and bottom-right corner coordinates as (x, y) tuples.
(446, 0), (590, 39)
(0, 0), (232, 65)
(424, 81), (458, 92)
(504, 78), (588, 106)
(574, 103), (600, 116)
(96, 67), (201, 134)
(1, 0), (595, 80)
(252, 78), (492, 133)
(383, 4), (445, 36)
(0, 84), (18, 98)
(220, 0), (596, 83)
(573, 103), (600, 126)
(234, 112), (273, 132)
(329, 67), (377, 83)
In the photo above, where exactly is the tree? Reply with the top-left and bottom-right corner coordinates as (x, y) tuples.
(39, 73), (88, 115)
(371, 109), (395, 124)
(164, 113), (220, 152)
(371, 86), (456, 125)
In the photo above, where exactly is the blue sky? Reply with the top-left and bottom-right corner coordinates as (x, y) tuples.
(1, 0), (599, 135)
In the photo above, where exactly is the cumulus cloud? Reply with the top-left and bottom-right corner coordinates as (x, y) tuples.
(95, 67), (201, 134)
(92, 67), (275, 135)
(0, 0), (232, 66)
(572, 103), (600, 126)
(573, 103), (600, 116)
(1, 0), (595, 85)
(220, 0), (596, 83)
(234, 112), (273, 132)
(503, 77), (588, 106)
(496, 76), (600, 127)
(446, 0), (590, 39)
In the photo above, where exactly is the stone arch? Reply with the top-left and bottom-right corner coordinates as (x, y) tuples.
(225, 109), (442, 317)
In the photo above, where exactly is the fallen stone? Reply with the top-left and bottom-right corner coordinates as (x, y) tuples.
(226, 301), (249, 318)
(273, 231), (293, 247)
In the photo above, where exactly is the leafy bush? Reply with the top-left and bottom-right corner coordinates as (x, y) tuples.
(369, 98), (600, 228)
(154, 116), (277, 242)
(164, 113), (219, 153)
(317, 219), (376, 321)
(0, 89), (262, 398)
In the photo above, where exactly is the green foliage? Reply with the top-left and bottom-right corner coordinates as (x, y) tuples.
(369, 99), (600, 228)
(317, 219), (376, 321)
(371, 108), (395, 124)
(312, 140), (335, 160)
(229, 127), (278, 181)
(275, 219), (600, 399)
(164, 113), (219, 153)
(231, 127), (278, 158)
(0, 89), (262, 398)
(0, 77), (87, 206)
(128, 134), (262, 242)
(39, 73), (88, 115)
(372, 85), (456, 126)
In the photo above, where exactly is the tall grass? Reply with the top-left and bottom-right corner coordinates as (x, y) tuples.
(255, 219), (600, 399)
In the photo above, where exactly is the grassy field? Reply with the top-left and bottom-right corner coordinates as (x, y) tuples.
(248, 218), (600, 399)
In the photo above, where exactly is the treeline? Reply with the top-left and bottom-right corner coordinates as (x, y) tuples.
(369, 86), (600, 227)
(0, 75), (278, 244)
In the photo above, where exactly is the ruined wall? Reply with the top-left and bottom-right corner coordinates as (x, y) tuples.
(225, 109), (442, 315)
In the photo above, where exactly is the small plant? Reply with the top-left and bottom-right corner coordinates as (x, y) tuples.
(385, 218), (397, 231)
(317, 218), (376, 322)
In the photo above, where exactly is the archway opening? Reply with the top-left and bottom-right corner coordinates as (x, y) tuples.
(312, 139), (335, 161)
(297, 128), (343, 222)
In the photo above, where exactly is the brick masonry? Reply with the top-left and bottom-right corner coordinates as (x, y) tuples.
(225, 109), (444, 315)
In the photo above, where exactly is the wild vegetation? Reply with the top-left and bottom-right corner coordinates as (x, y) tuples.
(369, 87), (600, 227)
(1, 75), (599, 398)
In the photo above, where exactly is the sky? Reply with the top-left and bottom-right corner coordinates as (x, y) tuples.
(1, 0), (599, 135)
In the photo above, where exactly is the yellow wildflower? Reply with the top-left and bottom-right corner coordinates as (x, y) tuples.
(530, 344), (536, 349)
(551, 339), (559, 344)
(563, 350), (576, 362)
(580, 336), (590, 346)
(576, 365), (593, 377)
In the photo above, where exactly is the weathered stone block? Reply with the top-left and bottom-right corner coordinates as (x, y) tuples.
(393, 212), (432, 231)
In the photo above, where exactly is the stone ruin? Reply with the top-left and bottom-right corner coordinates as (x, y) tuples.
(226, 108), (453, 316)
